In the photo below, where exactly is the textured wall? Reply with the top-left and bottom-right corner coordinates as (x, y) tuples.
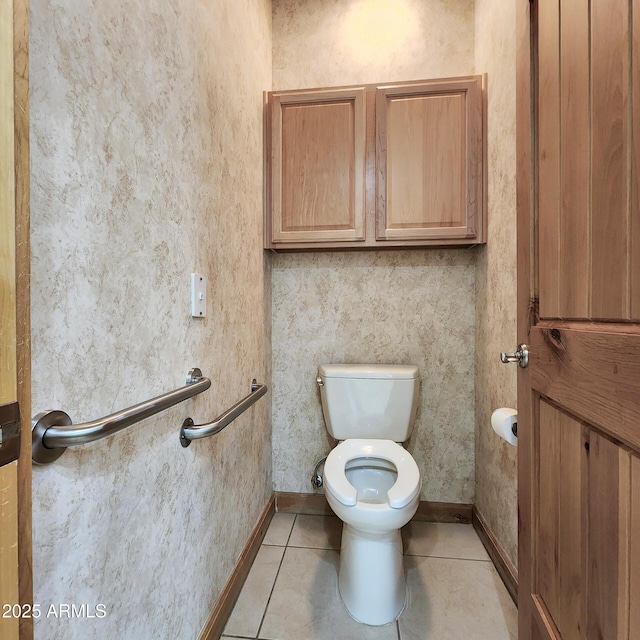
(474, 0), (518, 567)
(273, 0), (476, 88)
(271, 0), (477, 503)
(29, 1), (272, 638)
(272, 251), (476, 502)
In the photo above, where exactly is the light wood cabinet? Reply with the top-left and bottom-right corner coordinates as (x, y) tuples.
(265, 76), (485, 250)
(268, 88), (366, 244)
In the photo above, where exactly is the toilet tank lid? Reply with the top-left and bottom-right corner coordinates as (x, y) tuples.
(318, 364), (420, 380)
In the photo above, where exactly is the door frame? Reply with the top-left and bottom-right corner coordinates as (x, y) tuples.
(1, 0), (32, 637)
(516, 0), (534, 638)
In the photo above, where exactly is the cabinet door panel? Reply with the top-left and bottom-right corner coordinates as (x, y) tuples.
(376, 78), (483, 241)
(269, 88), (366, 243)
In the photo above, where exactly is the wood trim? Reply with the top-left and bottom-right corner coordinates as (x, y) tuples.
(274, 492), (473, 523)
(270, 76), (484, 97)
(275, 491), (333, 516)
(531, 594), (562, 640)
(263, 90), (272, 251)
(481, 73), (488, 244)
(267, 238), (483, 251)
(472, 508), (518, 605)
(516, 1), (535, 639)
(1, 1), (30, 638)
(412, 500), (472, 523)
(198, 495), (275, 640)
(14, 1), (32, 638)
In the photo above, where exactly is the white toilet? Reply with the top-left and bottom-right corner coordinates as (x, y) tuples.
(317, 363), (422, 626)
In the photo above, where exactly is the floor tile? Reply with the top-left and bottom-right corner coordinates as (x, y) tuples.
(223, 545), (285, 638)
(402, 522), (490, 561)
(259, 547), (398, 640)
(399, 556), (517, 640)
(288, 514), (342, 550)
(263, 512), (296, 546)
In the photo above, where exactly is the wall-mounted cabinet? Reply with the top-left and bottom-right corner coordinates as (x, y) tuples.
(265, 76), (485, 251)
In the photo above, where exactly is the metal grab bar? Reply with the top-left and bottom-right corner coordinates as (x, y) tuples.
(180, 379), (268, 447)
(32, 368), (211, 465)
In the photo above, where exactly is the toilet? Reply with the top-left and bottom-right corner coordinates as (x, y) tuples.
(317, 364), (421, 626)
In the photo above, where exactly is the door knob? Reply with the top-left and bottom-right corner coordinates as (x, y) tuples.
(500, 344), (529, 368)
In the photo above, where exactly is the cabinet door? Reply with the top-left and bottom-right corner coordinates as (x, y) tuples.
(268, 88), (366, 244)
(376, 77), (483, 241)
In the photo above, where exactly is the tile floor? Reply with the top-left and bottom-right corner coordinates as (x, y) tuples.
(222, 513), (518, 640)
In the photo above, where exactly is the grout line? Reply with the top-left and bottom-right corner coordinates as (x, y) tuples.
(284, 513), (296, 546)
(396, 618), (402, 640)
(287, 544), (340, 551)
(255, 515), (296, 638)
(404, 553), (491, 563)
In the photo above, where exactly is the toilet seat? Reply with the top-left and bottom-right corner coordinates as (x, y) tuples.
(324, 439), (420, 509)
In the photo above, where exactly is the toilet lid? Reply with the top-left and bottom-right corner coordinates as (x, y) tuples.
(324, 439), (421, 509)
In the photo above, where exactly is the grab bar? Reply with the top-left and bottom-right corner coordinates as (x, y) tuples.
(32, 368), (211, 464)
(179, 379), (268, 447)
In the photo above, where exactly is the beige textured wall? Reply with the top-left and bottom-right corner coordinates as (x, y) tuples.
(29, 1), (271, 638)
(273, 0), (476, 87)
(474, 0), (518, 566)
(271, 0), (477, 503)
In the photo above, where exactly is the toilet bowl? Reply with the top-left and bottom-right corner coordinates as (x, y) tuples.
(323, 439), (421, 625)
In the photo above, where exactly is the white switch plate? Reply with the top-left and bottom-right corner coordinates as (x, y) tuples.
(190, 273), (207, 318)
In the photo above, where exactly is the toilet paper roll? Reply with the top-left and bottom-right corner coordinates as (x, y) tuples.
(491, 408), (518, 446)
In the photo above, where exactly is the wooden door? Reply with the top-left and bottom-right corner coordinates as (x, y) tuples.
(517, 1), (640, 639)
(267, 87), (366, 245)
(1, 0), (32, 638)
(375, 77), (483, 242)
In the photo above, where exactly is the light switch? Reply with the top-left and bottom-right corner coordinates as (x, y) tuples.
(190, 273), (207, 318)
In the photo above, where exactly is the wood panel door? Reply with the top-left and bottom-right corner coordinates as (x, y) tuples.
(517, 1), (640, 639)
(1, 1), (32, 638)
(268, 87), (366, 244)
(375, 77), (483, 242)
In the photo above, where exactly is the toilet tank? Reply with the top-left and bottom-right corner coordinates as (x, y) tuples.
(318, 364), (420, 441)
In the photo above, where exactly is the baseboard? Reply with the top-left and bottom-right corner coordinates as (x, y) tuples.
(275, 491), (333, 515)
(198, 495), (275, 640)
(472, 507), (518, 605)
(275, 491), (473, 523)
(413, 500), (472, 523)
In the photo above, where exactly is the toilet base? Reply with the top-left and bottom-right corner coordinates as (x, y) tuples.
(338, 524), (406, 626)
